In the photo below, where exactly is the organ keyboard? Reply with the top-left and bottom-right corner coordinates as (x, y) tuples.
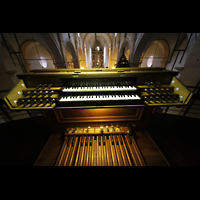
(62, 85), (137, 92)
(3, 67), (192, 110)
(59, 94), (140, 102)
(4, 68), (193, 166)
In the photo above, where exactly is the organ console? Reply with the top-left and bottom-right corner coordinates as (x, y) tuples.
(4, 67), (192, 110)
(3, 67), (193, 166)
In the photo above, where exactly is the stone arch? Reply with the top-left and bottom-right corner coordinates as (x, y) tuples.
(66, 40), (79, 68)
(21, 40), (56, 72)
(66, 49), (73, 68)
(83, 33), (112, 48)
(140, 39), (169, 68)
(119, 36), (131, 53)
(78, 47), (85, 61)
(39, 33), (66, 68)
(131, 33), (193, 67)
(110, 47), (118, 67)
(131, 33), (155, 64)
(78, 47), (86, 68)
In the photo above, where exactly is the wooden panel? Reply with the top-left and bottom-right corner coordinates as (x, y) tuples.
(3, 80), (26, 109)
(19, 76), (63, 88)
(17, 68), (178, 86)
(54, 107), (144, 123)
(170, 76), (192, 104)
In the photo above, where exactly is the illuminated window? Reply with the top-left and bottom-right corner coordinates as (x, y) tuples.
(78, 33), (80, 37)
(39, 57), (47, 68)
(147, 56), (153, 67)
(115, 33), (117, 37)
(95, 45), (100, 51)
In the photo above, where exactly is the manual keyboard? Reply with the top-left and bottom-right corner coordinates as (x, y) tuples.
(62, 86), (137, 92)
(59, 94), (141, 102)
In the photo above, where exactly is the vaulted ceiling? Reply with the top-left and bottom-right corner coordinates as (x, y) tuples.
(81, 33), (114, 48)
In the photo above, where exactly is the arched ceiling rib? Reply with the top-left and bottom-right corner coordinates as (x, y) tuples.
(83, 33), (112, 48)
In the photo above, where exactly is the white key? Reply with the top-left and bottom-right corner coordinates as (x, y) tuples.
(83, 96), (87, 101)
(59, 94), (141, 102)
(109, 95), (113, 100)
(76, 96), (81, 101)
(63, 85), (137, 92)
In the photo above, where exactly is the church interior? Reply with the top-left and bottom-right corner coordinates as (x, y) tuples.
(1, 33), (200, 166)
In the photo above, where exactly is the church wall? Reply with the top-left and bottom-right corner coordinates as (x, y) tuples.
(179, 34), (200, 87)
(1, 33), (200, 87)
(0, 45), (15, 94)
(24, 43), (55, 71)
(1, 44), (23, 85)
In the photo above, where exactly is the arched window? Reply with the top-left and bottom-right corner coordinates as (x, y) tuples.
(39, 57), (47, 68)
(147, 56), (153, 67)
(140, 40), (169, 68)
(21, 40), (55, 72)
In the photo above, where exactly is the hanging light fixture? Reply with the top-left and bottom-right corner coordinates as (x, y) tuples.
(96, 45), (100, 51)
